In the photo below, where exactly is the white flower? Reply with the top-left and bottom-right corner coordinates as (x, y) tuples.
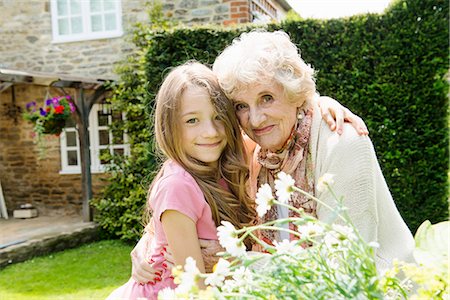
(255, 183), (274, 217)
(323, 224), (356, 248)
(324, 231), (341, 248)
(273, 239), (303, 255)
(316, 173), (335, 192)
(332, 224), (357, 241)
(158, 287), (178, 299)
(176, 257), (200, 294)
(221, 266), (253, 293)
(368, 241), (380, 248)
(204, 258), (231, 287)
(274, 172), (296, 203)
(297, 222), (324, 238)
(217, 221), (246, 257)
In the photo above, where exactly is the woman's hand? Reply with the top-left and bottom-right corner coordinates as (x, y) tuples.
(130, 231), (164, 284)
(318, 96), (369, 135)
(199, 239), (224, 273)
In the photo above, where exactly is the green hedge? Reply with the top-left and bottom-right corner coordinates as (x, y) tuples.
(93, 0), (449, 241)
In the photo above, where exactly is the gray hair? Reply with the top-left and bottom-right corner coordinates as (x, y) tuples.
(213, 30), (317, 107)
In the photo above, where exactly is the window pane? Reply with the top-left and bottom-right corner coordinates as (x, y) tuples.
(57, 0), (68, 16)
(66, 131), (77, 147)
(58, 18), (70, 35)
(112, 130), (124, 144)
(90, 0), (102, 12)
(67, 150), (78, 165)
(100, 148), (110, 164)
(71, 17), (83, 34)
(99, 130), (109, 145)
(104, 13), (116, 30)
(98, 112), (109, 126)
(104, 0), (116, 11)
(70, 0), (81, 14)
(91, 14), (103, 32)
(114, 148), (124, 156)
(112, 111), (122, 122)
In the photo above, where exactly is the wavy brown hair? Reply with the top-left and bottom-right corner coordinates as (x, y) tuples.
(149, 61), (255, 231)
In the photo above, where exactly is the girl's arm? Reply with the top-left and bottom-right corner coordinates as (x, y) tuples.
(161, 210), (206, 287)
(318, 96), (368, 135)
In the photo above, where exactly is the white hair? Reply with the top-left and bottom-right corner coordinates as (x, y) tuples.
(213, 30), (316, 107)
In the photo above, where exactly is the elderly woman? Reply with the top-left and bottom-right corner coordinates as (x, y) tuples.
(131, 31), (414, 284)
(212, 30), (415, 272)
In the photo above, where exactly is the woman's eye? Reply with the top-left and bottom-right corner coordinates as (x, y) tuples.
(234, 103), (247, 111)
(262, 95), (274, 103)
(214, 115), (222, 121)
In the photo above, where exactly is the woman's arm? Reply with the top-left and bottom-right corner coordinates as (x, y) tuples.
(161, 210), (206, 288)
(130, 231), (163, 284)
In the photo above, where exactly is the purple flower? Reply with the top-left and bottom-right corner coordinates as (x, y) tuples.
(52, 97), (59, 105)
(45, 99), (52, 106)
(39, 108), (47, 116)
(69, 102), (76, 113)
(26, 101), (37, 112)
(66, 95), (71, 100)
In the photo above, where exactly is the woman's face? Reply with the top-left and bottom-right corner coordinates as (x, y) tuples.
(233, 81), (299, 152)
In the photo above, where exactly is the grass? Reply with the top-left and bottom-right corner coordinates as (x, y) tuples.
(0, 239), (134, 299)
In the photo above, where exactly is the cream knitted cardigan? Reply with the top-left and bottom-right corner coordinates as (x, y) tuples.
(309, 101), (415, 272)
(248, 101), (416, 272)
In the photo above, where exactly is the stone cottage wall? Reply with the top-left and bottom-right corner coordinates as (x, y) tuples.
(162, 0), (249, 25)
(0, 0), (148, 78)
(0, 84), (107, 216)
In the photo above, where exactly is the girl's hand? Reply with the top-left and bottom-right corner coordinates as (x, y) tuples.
(318, 96), (369, 135)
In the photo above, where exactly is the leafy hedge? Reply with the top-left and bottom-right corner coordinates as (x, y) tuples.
(92, 0), (449, 241)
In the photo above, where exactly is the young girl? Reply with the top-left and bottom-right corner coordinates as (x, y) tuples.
(106, 61), (255, 300)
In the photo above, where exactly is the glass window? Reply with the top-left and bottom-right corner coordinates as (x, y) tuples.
(51, 0), (123, 43)
(60, 102), (130, 174)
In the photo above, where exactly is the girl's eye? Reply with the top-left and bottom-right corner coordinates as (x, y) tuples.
(186, 118), (198, 124)
(262, 95), (274, 103)
(214, 115), (222, 121)
(234, 103), (247, 111)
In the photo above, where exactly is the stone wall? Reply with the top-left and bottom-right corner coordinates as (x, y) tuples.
(0, 84), (108, 216)
(0, 0), (148, 79)
(162, 0), (249, 25)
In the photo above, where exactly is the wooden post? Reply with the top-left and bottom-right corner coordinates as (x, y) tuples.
(72, 85), (107, 222)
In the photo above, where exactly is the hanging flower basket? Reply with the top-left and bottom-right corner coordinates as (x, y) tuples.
(24, 95), (76, 135)
(23, 95), (76, 156)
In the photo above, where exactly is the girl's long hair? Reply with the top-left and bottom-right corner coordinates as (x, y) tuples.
(148, 61), (255, 232)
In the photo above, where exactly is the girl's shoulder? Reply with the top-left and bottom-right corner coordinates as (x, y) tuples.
(150, 160), (206, 220)
(158, 160), (198, 185)
(151, 160), (203, 200)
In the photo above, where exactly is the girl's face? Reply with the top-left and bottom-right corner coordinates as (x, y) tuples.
(178, 86), (227, 167)
(232, 81), (299, 152)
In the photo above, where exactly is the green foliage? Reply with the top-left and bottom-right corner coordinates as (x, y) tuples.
(93, 0), (448, 240)
(0, 240), (133, 299)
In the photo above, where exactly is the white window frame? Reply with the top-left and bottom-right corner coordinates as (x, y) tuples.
(50, 0), (123, 43)
(59, 103), (130, 174)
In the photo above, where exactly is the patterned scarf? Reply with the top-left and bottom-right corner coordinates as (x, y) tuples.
(256, 108), (316, 243)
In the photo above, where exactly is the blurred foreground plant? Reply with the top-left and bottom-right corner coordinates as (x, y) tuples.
(158, 172), (448, 299)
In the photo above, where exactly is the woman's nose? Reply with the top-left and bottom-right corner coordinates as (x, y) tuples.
(249, 107), (266, 127)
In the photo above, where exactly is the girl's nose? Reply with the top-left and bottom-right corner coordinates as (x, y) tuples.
(202, 120), (219, 137)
